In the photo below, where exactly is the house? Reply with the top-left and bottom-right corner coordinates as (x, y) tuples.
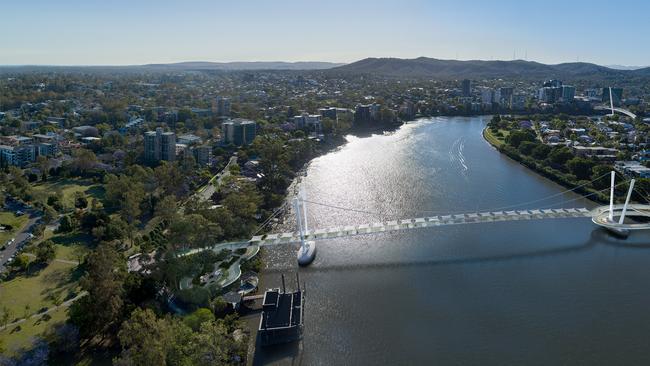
(569, 128), (587, 136)
(615, 161), (650, 178)
(572, 146), (618, 160)
(518, 120), (533, 129)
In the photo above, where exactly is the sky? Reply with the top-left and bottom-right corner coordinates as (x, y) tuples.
(2, 0), (649, 66)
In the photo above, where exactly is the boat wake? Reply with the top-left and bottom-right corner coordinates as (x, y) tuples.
(449, 137), (469, 175)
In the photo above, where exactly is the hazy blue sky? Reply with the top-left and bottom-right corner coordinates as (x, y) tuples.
(2, 0), (648, 66)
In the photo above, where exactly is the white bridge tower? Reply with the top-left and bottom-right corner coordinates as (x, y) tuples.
(294, 186), (316, 266)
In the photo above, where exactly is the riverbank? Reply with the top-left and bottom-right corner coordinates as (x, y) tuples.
(482, 126), (609, 204)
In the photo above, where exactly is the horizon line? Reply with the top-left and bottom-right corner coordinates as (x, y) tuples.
(0, 57), (646, 69)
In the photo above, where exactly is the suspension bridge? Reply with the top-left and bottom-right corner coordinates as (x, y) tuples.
(593, 86), (637, 119)
(182, 171), (650, 265)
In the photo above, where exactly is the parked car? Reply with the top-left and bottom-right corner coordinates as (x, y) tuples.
(15, 210), (24, 216)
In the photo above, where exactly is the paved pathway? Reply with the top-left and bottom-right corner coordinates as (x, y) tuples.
(0, 291), (87, 332)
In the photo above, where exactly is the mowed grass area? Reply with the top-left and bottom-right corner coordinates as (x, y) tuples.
(0, 261), (80, 324)
(0, 211), (29, 245)
(0, 260), (81, 353)
(0, 305), (68, 355)
(26, 229), (93, 263)
(31, 178), (105, 210)
(483, 127), (510, 148)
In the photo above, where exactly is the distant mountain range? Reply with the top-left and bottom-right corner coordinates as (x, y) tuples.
(605, 64), (648, 71)
(3, 58), (650, 79)
(143, 61), (344, 71)
(330, 57), (650, 79)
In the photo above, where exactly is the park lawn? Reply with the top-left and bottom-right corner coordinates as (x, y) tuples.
(51, 231), (93, 262)
(31, 178), (105, 209)
(27, 229), (92, 262)
(54, 243), (89, 263)
(0, 211), (29, 245)
(0, 304), (68, 355)
(0, 260), (80, 322)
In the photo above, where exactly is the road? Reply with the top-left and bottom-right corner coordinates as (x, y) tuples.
(0, 201), (41, 272)
(196, 155), (238, 202)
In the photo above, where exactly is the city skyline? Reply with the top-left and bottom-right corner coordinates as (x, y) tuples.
(3, 0), (650, 66)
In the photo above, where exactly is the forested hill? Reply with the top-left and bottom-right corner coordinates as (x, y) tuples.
(330, 57), (650, 80)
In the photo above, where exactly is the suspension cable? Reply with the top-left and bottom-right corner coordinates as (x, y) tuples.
(252, 202), (288, 236)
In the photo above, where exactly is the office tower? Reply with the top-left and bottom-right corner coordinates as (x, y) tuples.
(461, 79), (471, 97)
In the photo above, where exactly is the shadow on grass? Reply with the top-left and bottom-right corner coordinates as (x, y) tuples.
(34, 313), (51, 326)
(50, 232), (94, 247)
(85, 185), (106, 201)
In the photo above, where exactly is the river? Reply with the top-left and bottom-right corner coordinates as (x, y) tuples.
(254, 116), (650, 365)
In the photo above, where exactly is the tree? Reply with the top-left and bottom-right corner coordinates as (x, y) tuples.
(105, 174), (145, 211)
(548, 147), (574, 167)
(72, 245), (87, 265)
(42, 204), (57, 224)
(567, 157), (593, 180)
(74, 192), (88, 209)
(92, 216), (128, 242)
(183, 308), (215, 332)
(35, 240), (56, 264)
(36, 155), (50, 179)
(1, 306), (12, 328)
(9, 254), (29, 272)
(591, 165), (614, 189)
(506, 130), (535, 148)
(531, 144), (551, 160)
(69, 242), (125, 339)
(154, 195), (178, 223)
(168, 214), (221, 251)
(47, 193), (64, 212)
(71, 149), (97, 174)
(154, 163), (184, 197)
(114, 308), (171, 366)
(180, 320), (246, 365)
(518, 141), (538, 156)
(58, 215), (76, 233)
(252, 137), (292, 197)
(120, 191), (142, 242)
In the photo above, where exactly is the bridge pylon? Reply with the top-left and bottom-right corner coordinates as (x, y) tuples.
(295, 188), (316, 266)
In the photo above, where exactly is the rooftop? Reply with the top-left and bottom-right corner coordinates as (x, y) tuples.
(260, 288), (303, 331)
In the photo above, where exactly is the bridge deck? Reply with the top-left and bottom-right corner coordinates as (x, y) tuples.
(181, 207), (593, 256)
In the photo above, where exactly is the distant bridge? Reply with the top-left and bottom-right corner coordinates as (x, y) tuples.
(594, 105), (637, 119)
(593, 86), (637, 119)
